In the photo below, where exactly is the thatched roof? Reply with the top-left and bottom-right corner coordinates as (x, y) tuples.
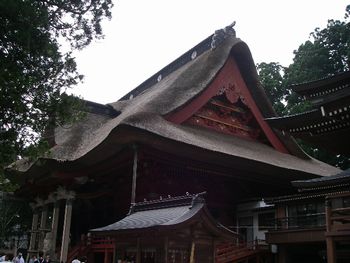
(10, 35), (340, 177)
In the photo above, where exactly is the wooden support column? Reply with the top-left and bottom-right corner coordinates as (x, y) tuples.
(189, 241), (196, 263)
(136, 237), (141, 263)
(60, 199), (73, 263)
(325, 199), (336, 263)
(103, 249), (108, 263)
(28, 210), (39, 256)
(276, 205), (287, 229)
(212, 239), (216, 263)
(164, 237), (169, 263)
(113, 242), (117, 263)
(131, 144), (138, 204)
(277, 245), (287, 263)
(39, 205), (48, 251)
(50, 201), (60, 259)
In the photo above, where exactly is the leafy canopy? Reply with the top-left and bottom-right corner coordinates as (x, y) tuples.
(0, 0), (113, 188)
(257, 5), (350, 168)
(0, 193), (31, 248)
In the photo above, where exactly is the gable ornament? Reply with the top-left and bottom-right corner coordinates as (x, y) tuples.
(211, 21), (236, 50)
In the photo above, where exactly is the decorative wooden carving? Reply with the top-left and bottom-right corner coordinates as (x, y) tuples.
(184, 82), (263, 141)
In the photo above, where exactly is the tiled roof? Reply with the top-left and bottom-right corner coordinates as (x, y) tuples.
(291, 70), (350, 95)
(91, 204), (200, 232)
(91, 193), (204, 232)
(90, 193), (236, 240)
(292, 168), (350, 188)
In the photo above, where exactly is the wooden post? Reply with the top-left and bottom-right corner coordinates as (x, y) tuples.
(276, 205), (287, 229)
(212, 239), (216, 263)
(113, 242), (116, 263)
(38, 205), (48, 251)
(279, 245), (288, 263)
(136, 237), (141, 263)
(104, 249), (108, 263)
(325, 199), (336, 263)
(164, 237), (169, 263)
(60, 199), (73, 263)
(131, 144), (138, 204)
(189, 241), (195, 263)
(29, 210), (39, 250)
(50, 201), (60, 259)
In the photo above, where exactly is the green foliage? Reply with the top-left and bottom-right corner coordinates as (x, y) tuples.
(257, 62), (286, 115)
(0, 174), (18, 192)
(0, 193), (32, 248)
(0, 0), (113, 185)
(297, 140), (350, 170)
(258, 5), (350, 168)
(283, 14), (350, 115)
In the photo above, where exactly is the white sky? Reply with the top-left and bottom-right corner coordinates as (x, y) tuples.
(72, 0), (348, 104)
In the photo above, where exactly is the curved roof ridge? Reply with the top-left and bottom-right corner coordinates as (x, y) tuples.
(128, 192), (205, 214)
(118, 35), (214, 101)
(9, 34), (338, 176)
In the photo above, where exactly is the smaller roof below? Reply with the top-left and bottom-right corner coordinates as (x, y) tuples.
(266, 169), (350, 203)
(90, 193), (237, 240)
(292, 168), (350, 189)
(91, 193), (207, 232)
(265, 108), (350, 155)
(266, 70), (350, 155)
(291, 70), (350, 99)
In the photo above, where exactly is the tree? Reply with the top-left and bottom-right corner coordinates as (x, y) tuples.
(258, 5), (350, 169)
(0, 192), (31, 248)
(0, 0), (113, 184)
(257, 62), (286, 115)
(284, 11), (350, 114)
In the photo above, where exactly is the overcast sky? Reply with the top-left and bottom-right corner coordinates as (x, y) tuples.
(72, 0), (348, 104)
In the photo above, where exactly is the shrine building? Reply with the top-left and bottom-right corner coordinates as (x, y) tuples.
(8, 26), (341, 263)
(266, 71), (350, 263)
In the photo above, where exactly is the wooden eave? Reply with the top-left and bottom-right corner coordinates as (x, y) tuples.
(266, 110), (350, 136)
(311, 88), (350, 108)
(292, 169), (350, 189)
(291, 71), (350, 98)
(265, 109), (321, 130)
(266, 189), (350, 204)
(266, 102), (350, 155)
(13, 126), (330, 191)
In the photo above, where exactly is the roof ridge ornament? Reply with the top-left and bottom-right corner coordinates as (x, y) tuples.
(211, 21), (236, 50)
(127, 203), (136, 215)
(190, 191), (206, 208)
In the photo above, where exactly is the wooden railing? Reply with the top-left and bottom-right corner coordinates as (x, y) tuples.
(326, 193), (350, 236)
(215, 239), (269, 263)
(272, 212), (326, 230)
(325, 193), (350, 263)
(67, 240), (90, 263)
(67, 235), (115, 263)
(89, 236), (115, 253)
